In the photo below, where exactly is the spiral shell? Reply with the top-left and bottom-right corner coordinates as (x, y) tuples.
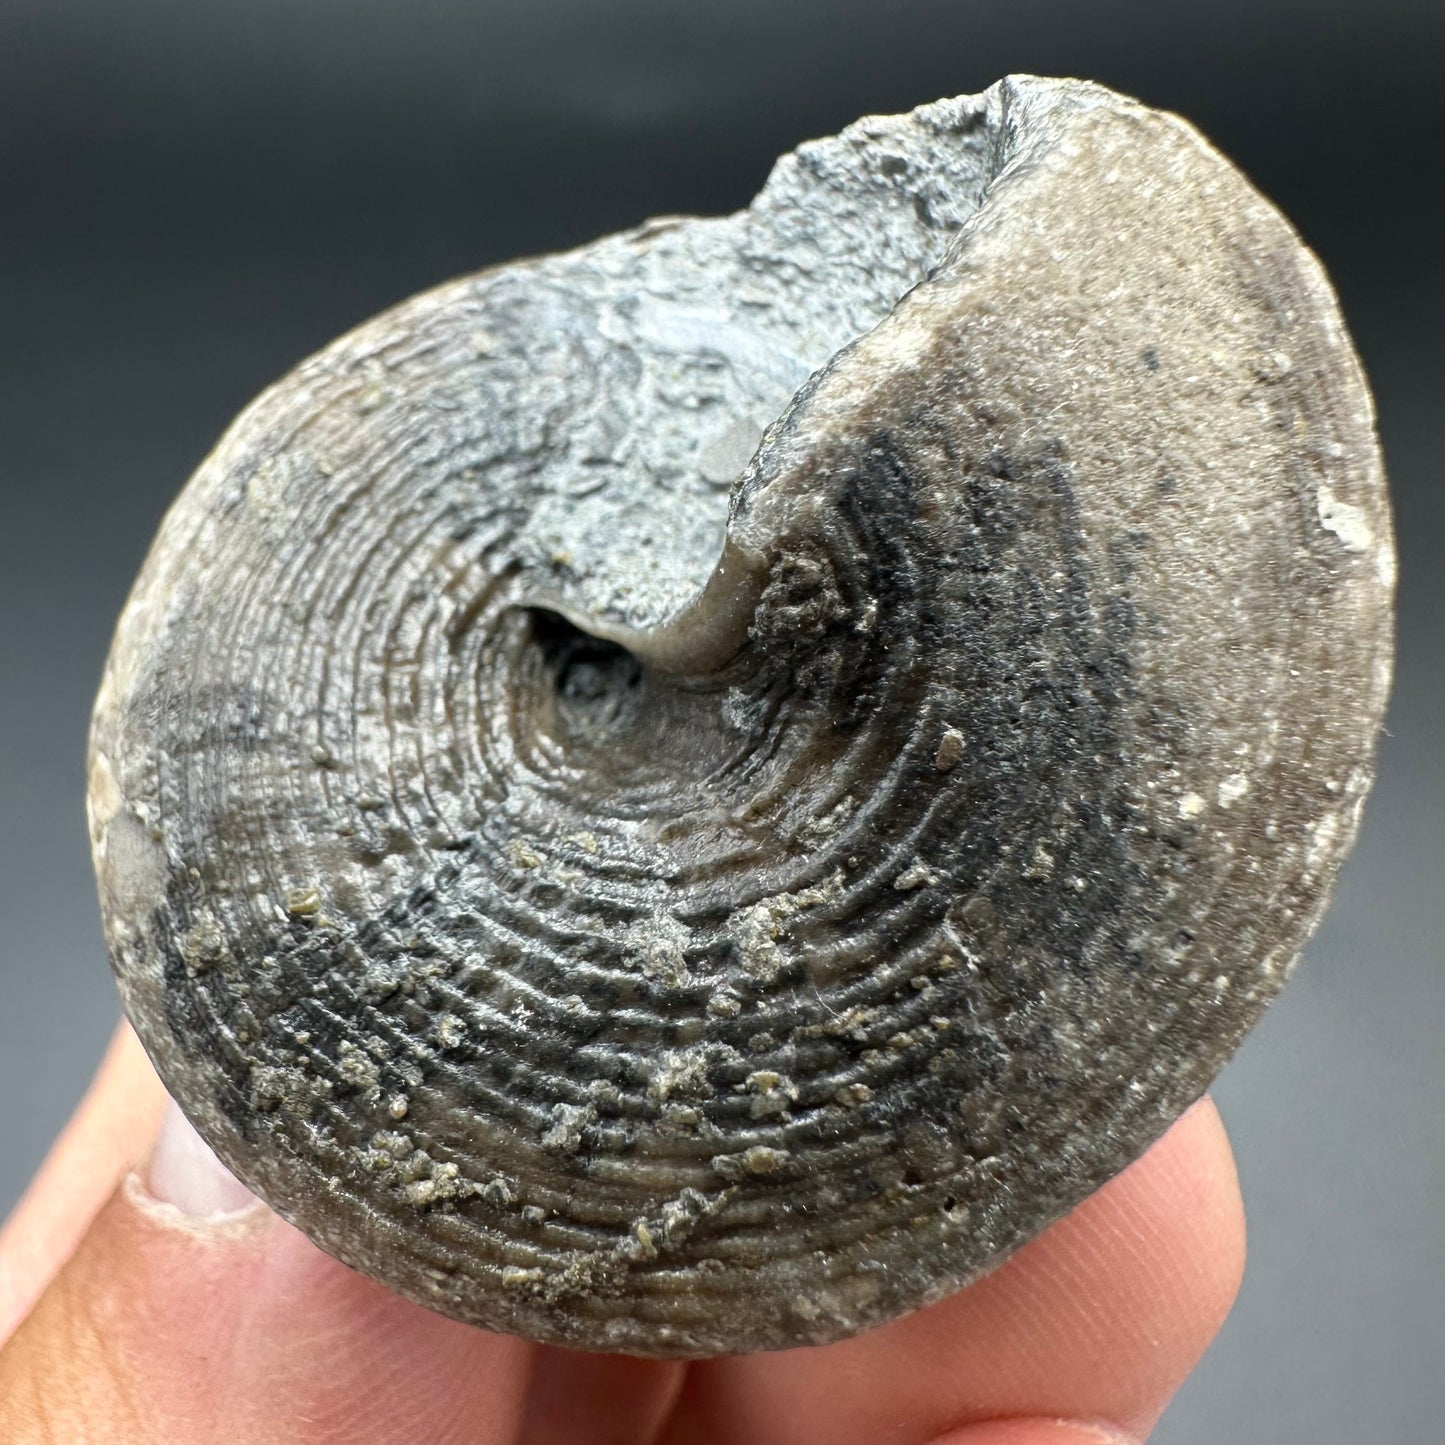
(89, 76), (1393, 1356)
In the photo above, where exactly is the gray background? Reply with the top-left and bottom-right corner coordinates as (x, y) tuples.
(0, 1), (1439, 1439)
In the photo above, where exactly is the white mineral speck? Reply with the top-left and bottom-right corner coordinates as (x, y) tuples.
(1217, 774), (1249, 807)
(1316, 484), (1372, 552)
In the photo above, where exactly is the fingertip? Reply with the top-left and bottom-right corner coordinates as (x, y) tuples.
(678, 1097), (1245, 1445)
(521, 1346), (687, 1445)
(921, 1095), (1246, 1440)
(1119, 1096), (1246, 1380)
(0, 1020), (166, 1341)
(1, 1112), (532, 1443)
(927, 1423), (1137, 1445)
(145, 1099), (262, 1220)
(1075, 1096), (1245, 1433)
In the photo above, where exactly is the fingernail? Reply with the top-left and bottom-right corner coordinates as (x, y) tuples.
(147, 1098), (261, 1218)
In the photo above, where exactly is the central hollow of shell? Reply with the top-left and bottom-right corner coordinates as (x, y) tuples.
(525, 609), (746, 792)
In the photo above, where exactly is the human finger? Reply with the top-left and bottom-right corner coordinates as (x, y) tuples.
(0, 1021), (165, 1340)
(0, 1041), (532, 1444)
(662, 1098), (1243, 1445)
(518, 1345), (686, 1445)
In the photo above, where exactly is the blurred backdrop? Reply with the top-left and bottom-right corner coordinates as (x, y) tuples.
(1, 1), (1439, 1438)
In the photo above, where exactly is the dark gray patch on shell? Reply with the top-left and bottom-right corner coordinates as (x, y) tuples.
(89, 76), (1393, 1356)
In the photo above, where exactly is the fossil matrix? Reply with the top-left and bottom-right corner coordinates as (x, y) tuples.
(89, 77), (1393, 1356)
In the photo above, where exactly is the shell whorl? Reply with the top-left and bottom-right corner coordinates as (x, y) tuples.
(89, 77), (1393, 1356)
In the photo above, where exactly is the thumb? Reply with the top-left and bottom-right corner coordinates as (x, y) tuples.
(0, 1026), (531, 1445)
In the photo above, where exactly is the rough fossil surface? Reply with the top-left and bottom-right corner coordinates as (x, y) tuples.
(90, 76), (1394, 1356)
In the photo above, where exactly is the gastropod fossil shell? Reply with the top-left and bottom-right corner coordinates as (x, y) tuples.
(88, 76), (1394, 1356)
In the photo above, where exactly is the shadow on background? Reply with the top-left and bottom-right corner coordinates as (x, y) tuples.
(1, 3), (1439, 1441)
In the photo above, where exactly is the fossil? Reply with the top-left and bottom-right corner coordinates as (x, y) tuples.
(88, 76), (1394, 1356)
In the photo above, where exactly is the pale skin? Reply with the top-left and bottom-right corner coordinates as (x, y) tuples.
(0, 1022), (1244, 1444)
